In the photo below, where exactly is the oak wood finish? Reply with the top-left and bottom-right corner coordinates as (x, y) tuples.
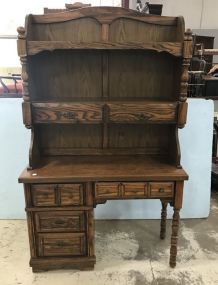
(160, 201), (168, 239)
(18, 7), (191, 271)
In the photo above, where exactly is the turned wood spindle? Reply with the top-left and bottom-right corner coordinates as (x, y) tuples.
(169, 208), (180, 268)
(160, 201), (168, 239)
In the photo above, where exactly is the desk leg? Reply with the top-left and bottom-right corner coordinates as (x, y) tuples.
(160, 201), (168, 239)
(169, 181), (183, 268)
(169, 208), (180, 268)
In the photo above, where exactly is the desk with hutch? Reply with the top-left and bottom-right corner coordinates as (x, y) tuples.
(17, 7), (192, 272)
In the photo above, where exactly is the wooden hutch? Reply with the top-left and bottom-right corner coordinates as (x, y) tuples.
(17, 7), (192, 272)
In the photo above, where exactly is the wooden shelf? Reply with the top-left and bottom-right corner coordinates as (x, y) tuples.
(19, 155), (188, 183)
(27, 41), (183, 56)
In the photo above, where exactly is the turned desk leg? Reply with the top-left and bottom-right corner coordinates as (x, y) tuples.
(169, 181), (184, 268)
(160, 201), (168, 239)
(169, 208), (180, 268)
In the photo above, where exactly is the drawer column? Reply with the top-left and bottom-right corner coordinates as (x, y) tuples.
(23, 182), (96, 271)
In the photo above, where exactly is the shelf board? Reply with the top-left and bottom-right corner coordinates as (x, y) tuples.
(19, 155), (188, 183)
(27, 41), (183, 57)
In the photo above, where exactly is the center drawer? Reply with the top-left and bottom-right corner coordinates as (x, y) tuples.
(37, 233), (86, 257)
(34, 211), (85, 232)
(31, 183), (84, 207)
(95, 182), (148, 199)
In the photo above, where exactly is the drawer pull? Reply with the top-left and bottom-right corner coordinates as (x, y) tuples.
(61, 111), (75, 120)
(159, 188), (165, 193)
(138, 113), (147, 121)
(56, 241), (68, 247)
(55, 220), (65, 225)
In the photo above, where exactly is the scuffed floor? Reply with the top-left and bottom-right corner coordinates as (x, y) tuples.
(0, 193), (218, 285)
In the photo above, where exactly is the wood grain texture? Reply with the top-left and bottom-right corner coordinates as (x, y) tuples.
(30, 17), (101, 41)
(37, 232), (86, 257)
(18, 7), (188, 271)
(174, 181), (184, 209)
(160, 201), (168, 239)
(28, 128), (40, 170)
(30, 256), (96, 271)
(27, 41), (182, 56)
(108, 51), (180, 100)
(29, 51), (102, 101)
(149, 182), (174, 197)
(30, 7), (178, 26)
(22, 102), (32, 129)
(109, 18), (178, 43)
(34, 211), (85, 232)
(178, 102), (188, 128)
(31, 183), (84, 207)
(169, 208), (180, 268)
(18, 155), (188, 183)
(32, 103), (102, 124)
(109, 102), (177, 123)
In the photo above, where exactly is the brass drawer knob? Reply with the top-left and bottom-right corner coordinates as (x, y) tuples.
(159, 188), (165, 193)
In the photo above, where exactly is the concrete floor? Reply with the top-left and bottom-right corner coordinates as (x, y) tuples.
(0, 193), (218, 285)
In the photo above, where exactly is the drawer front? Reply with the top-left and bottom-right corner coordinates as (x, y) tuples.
(31, 184), (84, 207)
(32, 103), (102, 124)
(122, 182), (147, 197)
(95, 182), (120, 199)
(59, 184), (84, 206)
(109, 103), (177, 123)
(149, 182), (174, 197)
(95, 182), (148, 199)
(37, 233), (86, 257)
(34, 211), (85, 232)
(31, 184), (57, 206)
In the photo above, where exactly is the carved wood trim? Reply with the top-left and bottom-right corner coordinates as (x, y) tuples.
(31, 7), (178, 26)
(180, 29), (193, 102)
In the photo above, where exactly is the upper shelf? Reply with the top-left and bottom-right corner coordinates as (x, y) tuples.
(27, 41), (183, 56)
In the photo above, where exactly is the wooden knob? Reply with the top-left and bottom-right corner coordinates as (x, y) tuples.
(159, 188), (164, 193)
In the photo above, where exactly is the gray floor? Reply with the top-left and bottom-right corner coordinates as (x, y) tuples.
(0, 193), (218, 285)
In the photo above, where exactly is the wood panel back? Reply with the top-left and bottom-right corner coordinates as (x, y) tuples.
(30, 18), (101, 41)
(108, 51), (180, 100)
(29, 51), (102, 101)
(109, 18), (177, 42)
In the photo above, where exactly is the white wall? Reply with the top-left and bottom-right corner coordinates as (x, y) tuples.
(0, 99), (30, 218)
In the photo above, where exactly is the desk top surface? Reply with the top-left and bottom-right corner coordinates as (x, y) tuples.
(19, 155), (188, 183)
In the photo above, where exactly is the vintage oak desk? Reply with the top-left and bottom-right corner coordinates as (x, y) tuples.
(17, 7), (192, 272)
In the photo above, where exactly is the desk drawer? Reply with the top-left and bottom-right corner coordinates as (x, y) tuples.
(34, 211), (85, 233)
(95, 182), (120, 199)
(149, 182), (174, 197)
(122, 182), (147, 197)
(95, 182), (148, 199)
(37, 233), (86, 257)
(31, 184), (84, 207)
